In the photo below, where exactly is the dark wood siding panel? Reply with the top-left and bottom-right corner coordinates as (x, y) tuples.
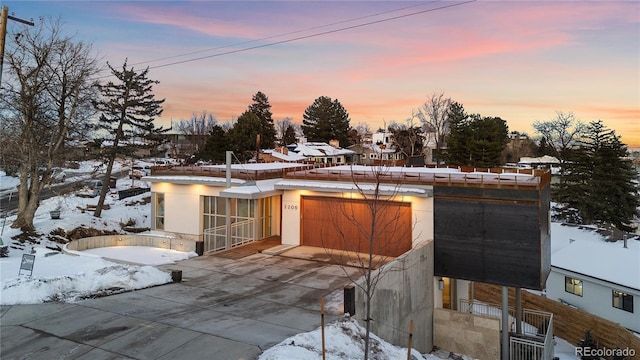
(301, 196), (412, 257)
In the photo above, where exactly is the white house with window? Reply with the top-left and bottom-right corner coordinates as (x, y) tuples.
(545, 223), (640, 333)
(288, 142), (356, 164)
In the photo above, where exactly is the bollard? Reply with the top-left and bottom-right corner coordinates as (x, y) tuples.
(171, 270), (182, 282)
(344, 285), (355, 316)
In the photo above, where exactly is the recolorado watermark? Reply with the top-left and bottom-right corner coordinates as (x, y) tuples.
(576, 346), (636, 357)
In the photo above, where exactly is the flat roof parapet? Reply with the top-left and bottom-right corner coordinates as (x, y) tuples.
(283, 165), (551, 190)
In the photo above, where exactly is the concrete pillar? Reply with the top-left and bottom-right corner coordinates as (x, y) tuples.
(501, 286), (509, 360)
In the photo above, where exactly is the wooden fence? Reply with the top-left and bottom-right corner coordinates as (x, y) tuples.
(474, 282), (640, 359)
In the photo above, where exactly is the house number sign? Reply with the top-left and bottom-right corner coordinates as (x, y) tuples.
(283, 203), (299, 211)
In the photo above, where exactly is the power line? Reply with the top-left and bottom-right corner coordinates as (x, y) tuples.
(129, 1), (440, 67)
(98, 0), (476, 78)
(147, 0), (476, 71)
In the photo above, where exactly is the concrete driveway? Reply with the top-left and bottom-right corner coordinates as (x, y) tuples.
(0, 249), (362, 360)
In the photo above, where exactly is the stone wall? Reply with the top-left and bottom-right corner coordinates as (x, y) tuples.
(65, 234), (197, 254)
(434, 308), (500, 360)
(354, 241), (433, 353)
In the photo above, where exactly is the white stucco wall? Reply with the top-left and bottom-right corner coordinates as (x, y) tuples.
(547, 267), (640, 332)
(281, 189), (434, 250)
(151, 183), (224, 238)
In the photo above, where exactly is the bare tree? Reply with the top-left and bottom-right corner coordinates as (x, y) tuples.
(532, 111), (585, 162)
(388, 114), (423, 158)
(174, 110), (217, 155)
(416, 92), (451, 164)
(349, 122), (372, 147)
(318, 166), (416, 360)
(0, 18), (99, 232)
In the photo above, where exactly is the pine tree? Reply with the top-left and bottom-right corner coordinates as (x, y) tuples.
(445, 103), (509, 167)
(301, 96), (352, 146)
(577, 329), (599, 360)
(554, 121), (638, 231)
(227, 111), (263, 161)
(197, 125), (229, 163)
(247, 91), (276, 148)
(282, 125), (297, 146)
(444, 102), (471, 165)
(92, 60), (166, 217)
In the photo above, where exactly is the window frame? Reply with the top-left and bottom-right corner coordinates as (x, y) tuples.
(612, 290), (634, 313)
(564, 276), (583, 297)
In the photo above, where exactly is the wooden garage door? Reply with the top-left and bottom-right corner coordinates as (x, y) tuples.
(301, 196), (412, 257)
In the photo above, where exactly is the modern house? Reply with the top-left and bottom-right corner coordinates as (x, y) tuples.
(143, 162), (554, 358)
(545, 224), (640, 333)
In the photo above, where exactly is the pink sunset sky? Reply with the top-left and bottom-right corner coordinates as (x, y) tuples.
(6, 1), (640, 146)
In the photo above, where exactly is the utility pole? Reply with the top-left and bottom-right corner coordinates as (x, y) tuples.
(0, 5), (35, 87)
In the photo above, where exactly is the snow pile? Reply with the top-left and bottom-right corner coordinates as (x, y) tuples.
(0, 248), (171, 305)
(259, 316), (446, 360)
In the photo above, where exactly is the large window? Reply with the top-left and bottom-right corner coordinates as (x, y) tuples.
(259, 197), (272, 238)
(565, 276), (583, 297)
(202, 196), (256, 252)
(203, 196), (227, 252)
(154, 193), (164, 230)
(612, 290), (634, 313)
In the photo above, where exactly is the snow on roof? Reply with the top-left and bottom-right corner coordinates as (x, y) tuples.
(274, 179), (432, 197)
(293, 142), (355, 157)
(219, 178), (283, 199)
(205, 162), (308, 171)
(550, 222), (640, 290)
(262, 149), (308, 162)
(519, 155), (560, 164)
(143, 175), (246, 185)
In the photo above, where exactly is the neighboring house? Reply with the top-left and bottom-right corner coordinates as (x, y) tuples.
(518, 155), (561, 175)
(260, 148), (308, 163)
(545, 224), (640, 333)
(348, 143), (404, 165)
(286, 142), (357, 164)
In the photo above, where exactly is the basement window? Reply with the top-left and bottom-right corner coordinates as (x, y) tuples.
(612, 290), (633, 313)
(565, 276), (583, 297)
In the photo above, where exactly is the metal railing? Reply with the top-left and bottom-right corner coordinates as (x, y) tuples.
(458, 299), (554, 360)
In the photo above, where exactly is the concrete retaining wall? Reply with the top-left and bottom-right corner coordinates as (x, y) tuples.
(354, 241), (433, 353)
(433, 308), (500, 360)
(65, 234), (197, 254)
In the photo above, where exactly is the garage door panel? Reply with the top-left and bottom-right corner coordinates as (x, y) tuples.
(301, 196), (411, 257)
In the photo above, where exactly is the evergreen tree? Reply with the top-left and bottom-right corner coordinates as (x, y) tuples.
(93, 60), (166, 217)
(197, 125), (229, 163)
(445, 103), (509, 167)
(282, 125), (297, 146)
(554, 121), (638, 231)
(470, 116), (509, 168)
(301, 96), (352, 146)
(227, 111), (263, 161)
(444, 102), (471, 165)
(247, 91), (276, 148)
(577, 330), (599, 360)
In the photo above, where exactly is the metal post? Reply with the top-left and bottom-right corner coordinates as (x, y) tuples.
(516, 287), (522, 335)
(501, 286), (509, 360)
(225, 151), (232, 249)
